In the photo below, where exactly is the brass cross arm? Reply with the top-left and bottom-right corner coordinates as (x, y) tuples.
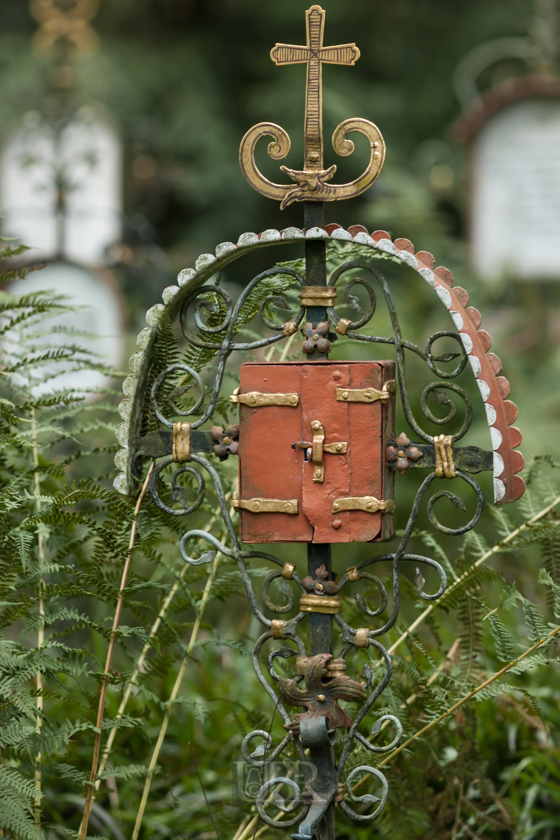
(239, 5), (386, 209)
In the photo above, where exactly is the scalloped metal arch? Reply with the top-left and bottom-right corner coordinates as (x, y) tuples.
(115, 223), (524, 506)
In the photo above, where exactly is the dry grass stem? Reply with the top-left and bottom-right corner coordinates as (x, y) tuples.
(95, 495), (231, 794)
(78, 461), (154, 840)
(131, 541), (224, 840)
(388, 493), (560, 657)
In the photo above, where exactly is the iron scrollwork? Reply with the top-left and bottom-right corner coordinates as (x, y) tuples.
(134, 250), (488, 833)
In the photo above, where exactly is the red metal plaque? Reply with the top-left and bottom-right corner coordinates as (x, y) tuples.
(236, 361), (395, 543)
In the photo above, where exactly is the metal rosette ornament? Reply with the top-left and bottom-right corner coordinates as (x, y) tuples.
(115, 7), (524, 840)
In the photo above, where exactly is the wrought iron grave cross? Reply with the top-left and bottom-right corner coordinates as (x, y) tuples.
(121, 5), (525, 839)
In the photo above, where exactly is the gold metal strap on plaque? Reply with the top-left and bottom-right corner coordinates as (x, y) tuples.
(336, 380), (395, 404)
(434, 434), (456, 479)
(310, 420), (347, 483)
(346, 566), (360, 582)
(229, 388), (299, 407)
(332, 497), (395, 514)
(299, 286), (337, 307)
(300, 594), (340, 614)
(239, 5), (386, 208)
(282, 562), (296, 580)
(172, 422), (191, 463)
(232, 495), (299, 514)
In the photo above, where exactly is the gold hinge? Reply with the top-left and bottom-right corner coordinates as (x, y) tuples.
(336, 380), (396, 404)
(331, 496), (395, 514)
(230, 387), (299, 407)
(232, 493), (298, 514)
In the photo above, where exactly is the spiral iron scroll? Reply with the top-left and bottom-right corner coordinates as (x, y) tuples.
(140, 257), (484, 828)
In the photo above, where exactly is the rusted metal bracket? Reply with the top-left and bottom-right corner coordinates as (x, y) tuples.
(229, 387), (299, 407)
(336, 380), (395, 403)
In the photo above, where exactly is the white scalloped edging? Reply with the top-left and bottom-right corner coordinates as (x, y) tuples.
(114, 225), (524, 506)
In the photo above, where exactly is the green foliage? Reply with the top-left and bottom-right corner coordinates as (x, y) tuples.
(1, 241), (560, 840)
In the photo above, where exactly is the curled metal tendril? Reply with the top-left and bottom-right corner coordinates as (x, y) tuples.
(355, 714), (403, 754)
(427, 470), (484, 535)
(179, 286), (233, 349)
(259, 293), (301, 332)
(179, 529), (235, 567)
(241, 729), (293, 768)
(151, 364), (205, 429)
(327, 262), (377, 330)
(425, 331), (467, 379)
(421, 382), (472, 441)
(352, 571), (388, 618)
(149, 457), (205, 517)
(338, 766), (389, 823)
(267, 638), (306, 683)
(256, 777), (308, 828)
(400, 554), (447, 601)
(179, 266), (304, 353)
(262, 571), (296, 614)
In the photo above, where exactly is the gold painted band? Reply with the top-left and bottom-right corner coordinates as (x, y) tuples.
(172, 422), (191, 463)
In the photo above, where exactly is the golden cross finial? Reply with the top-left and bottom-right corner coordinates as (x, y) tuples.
(271, 6), (360, 172)
(240, 5), (385, 210)
(30, 0), (99, 56)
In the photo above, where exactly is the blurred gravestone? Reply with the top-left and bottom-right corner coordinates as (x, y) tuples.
(0, 105), (125, 394)
(1, 106), (122, 265)
(5, 262), (124, 396)
(454, 78), (560, 281)
(473, 98), (560, 280)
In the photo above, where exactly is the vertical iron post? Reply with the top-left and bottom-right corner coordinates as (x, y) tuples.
(304, 202), (336, 840)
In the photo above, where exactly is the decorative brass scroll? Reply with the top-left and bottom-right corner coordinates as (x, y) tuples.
(331, 496), (395, 514)
(336, 380), (396, 404)
(239, 5), (386, 208)
(229, 388), (299, 407)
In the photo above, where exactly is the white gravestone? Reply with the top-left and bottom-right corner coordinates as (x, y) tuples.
(471, 97), (560, 280)
(5, 262), (124, 397)
(1, 106), (122, 264)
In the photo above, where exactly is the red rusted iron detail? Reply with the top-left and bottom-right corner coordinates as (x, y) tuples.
(279, 652), (367, 731)
(237, 361), (395, 543)
(368, 228), (524, 504)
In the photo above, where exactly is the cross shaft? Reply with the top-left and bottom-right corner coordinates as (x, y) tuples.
(270, 5), (360, 171)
